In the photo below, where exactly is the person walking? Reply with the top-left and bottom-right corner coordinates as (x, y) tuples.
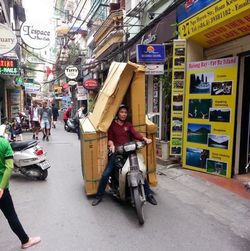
(51, 103), (59, 129)
(63, 106), (72, 128)
(0, 126), (41, 249)
(39, 101), (52, 142)
(29, 101), (40, 140)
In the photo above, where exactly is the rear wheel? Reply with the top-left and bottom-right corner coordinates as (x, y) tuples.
(133, 186), (145, 225)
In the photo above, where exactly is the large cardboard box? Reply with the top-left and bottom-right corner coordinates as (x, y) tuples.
(80, 117), (108, 195)
(89, 62), (137, 132)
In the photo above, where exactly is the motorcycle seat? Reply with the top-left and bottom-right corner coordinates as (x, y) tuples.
(11, 140), (37, 151)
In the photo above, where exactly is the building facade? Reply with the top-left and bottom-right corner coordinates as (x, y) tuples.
(175, 0), (250, 177)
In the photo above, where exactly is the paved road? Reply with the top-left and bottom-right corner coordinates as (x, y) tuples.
(1, 121), (250, 251)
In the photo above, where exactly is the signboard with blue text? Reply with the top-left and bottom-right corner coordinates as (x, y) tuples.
(177, 0), (218, 23)
(136, 44), (165, 63)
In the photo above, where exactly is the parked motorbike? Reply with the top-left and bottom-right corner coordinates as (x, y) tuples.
(65, 117), (78, 133)
(108, 140), (147, 225)
(11, 140), (50, 180)
(16, 112), (30, 131)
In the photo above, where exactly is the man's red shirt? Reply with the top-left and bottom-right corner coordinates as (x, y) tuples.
(108, 120), (143, 147)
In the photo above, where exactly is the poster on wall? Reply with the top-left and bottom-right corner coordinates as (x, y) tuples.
(170, 39), (187, 155)
(182, 57), (238, 178)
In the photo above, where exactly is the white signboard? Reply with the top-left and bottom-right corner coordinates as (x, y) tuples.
(65, 65), (79, 79)
(20, 22), (52, 49)
(24, 83), (40, 93)
(77, 86), (87, 100)
(0, 24), (17, 55)
(68, 80), (78, 86)
(145, 64), (164, 75)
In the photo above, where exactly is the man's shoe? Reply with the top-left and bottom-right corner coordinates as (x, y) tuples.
(92, 197), (102, 206)
(35, 136), (38, 140)
(46, 136), (49, 142)
(32, 134), (35, 139)
(42, 135), (46, 141)
(147, 194), (157, 205)
(21, 237), (41, 249)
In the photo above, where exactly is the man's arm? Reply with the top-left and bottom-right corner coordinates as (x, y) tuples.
(129, 124), (152, 144)
(108, 122), (115, 153)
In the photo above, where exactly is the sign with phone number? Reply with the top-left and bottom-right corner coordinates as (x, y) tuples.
(178, 0), (250, 47)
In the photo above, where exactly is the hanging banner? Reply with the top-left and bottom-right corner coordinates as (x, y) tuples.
(170, 39), (187, 155)
(182, 57), (238, 178)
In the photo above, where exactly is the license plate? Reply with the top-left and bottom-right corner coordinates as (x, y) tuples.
(38, 161), (50, 170)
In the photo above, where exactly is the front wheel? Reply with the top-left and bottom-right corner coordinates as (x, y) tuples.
(133, 186), (145, 225)
(37, 169), (48, 180)
(65, 124), (70, 132)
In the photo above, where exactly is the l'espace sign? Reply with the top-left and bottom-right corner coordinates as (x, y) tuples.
(21, 22), (52, 49)
(0, 58), (19, 75)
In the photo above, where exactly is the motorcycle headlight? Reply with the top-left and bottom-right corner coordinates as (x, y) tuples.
(123, 142), (136, 152)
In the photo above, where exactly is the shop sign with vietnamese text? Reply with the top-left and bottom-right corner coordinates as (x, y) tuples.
(136, 44), (165, 63)
(0, 57), (19, 75)
(178, 0), (250, 47)
(0, 24), (17, 55)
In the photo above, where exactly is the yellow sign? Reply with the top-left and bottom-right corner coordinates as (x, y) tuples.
(182, 57), (238, 178)
(170, 40), (186, 155)
(179, 0), (250, 47)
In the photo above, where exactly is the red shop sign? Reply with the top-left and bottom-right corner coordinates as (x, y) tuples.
(83, 79), (98, 90)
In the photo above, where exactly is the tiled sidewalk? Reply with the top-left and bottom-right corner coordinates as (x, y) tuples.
(189, 170), (250, 200)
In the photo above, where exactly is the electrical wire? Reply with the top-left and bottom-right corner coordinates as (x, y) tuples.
(38, 0), (185, 88)
(19, 43), (56, 65)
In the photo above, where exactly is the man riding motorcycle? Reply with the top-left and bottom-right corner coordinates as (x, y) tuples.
(92, 105), (157, 206)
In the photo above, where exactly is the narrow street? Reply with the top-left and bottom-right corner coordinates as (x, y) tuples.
(1, 121), (250, 251)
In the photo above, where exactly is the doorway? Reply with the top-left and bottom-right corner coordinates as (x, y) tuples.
(239, 56), (250, 174)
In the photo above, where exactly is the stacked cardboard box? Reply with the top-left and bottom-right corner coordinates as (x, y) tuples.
(80, 117), (108, 195)
(146, 117), (158, 186)
(80, 62), (157, 195)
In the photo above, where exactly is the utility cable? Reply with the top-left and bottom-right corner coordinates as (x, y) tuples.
(19, 43), (55, 65)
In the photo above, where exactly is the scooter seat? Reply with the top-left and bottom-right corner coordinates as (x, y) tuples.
(11, 140), (37, 151)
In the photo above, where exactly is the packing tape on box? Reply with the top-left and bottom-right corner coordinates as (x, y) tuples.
(82, 135), (107, 142)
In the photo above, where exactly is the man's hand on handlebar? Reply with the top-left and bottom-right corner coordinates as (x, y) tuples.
(108, 140), (115, 153)
(143, 137), (152, 145)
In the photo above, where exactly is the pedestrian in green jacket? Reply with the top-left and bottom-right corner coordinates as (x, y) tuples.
(0, 134), (41, 249)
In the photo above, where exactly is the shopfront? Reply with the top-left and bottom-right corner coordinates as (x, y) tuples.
(175, 0), (250, 177)
(128, 9), (176, 142)
(0, 57), (23, 120)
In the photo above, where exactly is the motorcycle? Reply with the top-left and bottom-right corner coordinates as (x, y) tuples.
(16, 112), (30, 131)
(64, 117), (78, 133)
(11, 140), (50, 180)
(108, 140), (147, 225)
